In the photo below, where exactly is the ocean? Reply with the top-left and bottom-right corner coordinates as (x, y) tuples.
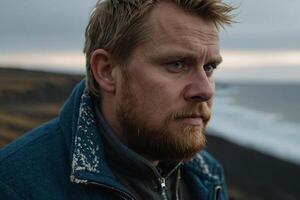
(208, 82), (300, 165)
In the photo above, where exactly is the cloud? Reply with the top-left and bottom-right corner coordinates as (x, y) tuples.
(0, 0), (299, 52)
(221, 0), (300, 50)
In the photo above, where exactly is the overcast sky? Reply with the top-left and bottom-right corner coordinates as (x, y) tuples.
(0, 0), (97, 52)
(0, 0), (299, 52)
(222, 0), (300, 50)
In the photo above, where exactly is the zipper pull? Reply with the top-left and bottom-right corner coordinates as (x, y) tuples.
(160, 177), (168, 200)
(214, 185), (222, 200)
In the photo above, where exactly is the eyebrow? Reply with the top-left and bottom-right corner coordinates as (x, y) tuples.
(208, 55), (223, 65)
(147, 47), (223, 65)
(149, 48), (197, 59)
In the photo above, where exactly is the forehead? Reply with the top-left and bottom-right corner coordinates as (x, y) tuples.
(143, 2), (220, 55)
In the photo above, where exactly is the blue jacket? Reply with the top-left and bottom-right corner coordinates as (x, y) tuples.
(0, 80), (228, 200)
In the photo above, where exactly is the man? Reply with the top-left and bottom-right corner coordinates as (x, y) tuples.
(0, 0), (234, 199)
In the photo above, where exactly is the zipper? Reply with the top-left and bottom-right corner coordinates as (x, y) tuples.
(86, 161), (181, 200)
(157, 163), (182, 200)
(89, 181), (136, 200)
(159, 177), (168, 200)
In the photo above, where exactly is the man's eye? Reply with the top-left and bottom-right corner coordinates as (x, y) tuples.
(165, 60), (188, 72)
(203, 63), (217, 75)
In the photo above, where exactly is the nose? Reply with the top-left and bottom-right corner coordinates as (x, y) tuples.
(183, 69), (215, 102)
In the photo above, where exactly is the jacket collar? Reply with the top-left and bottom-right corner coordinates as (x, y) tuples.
(183, 152), (224, 200)
(58, 80), (127, 192)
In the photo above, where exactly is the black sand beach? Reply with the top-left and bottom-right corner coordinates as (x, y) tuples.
(206, 134), (300, 200)
(0, 67), (299, 200)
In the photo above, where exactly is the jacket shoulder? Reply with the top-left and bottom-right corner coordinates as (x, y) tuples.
(0, 180), (23, 200)
(0, 118), (65, 179)
(0, 118), (70, 198)
(0, 118), (61, 162)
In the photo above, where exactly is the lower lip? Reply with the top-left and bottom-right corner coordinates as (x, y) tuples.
(180, 117), (203, 126)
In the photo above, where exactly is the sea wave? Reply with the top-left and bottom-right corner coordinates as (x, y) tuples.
(207, 86), (300, 165)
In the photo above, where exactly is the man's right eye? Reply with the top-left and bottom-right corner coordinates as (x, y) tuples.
(165, 60), (188, 73)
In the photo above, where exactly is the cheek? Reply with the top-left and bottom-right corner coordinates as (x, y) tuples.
(132, 78), (180, 119)
(208, 77), (215, 108)
(138, 83), (174, 108)
(132, 71), (172, 102)
(127, 63), (184, 119)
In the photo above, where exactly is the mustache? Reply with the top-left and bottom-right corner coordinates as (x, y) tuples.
(171, 103), (211, 122)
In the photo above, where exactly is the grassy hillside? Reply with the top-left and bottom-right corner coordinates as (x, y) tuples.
(0, 67), (83, 147)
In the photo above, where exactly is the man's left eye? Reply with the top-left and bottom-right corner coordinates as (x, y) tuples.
(203, 63), (217, 75)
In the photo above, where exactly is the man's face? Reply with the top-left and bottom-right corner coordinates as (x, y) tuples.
(115, 2), (222, 161)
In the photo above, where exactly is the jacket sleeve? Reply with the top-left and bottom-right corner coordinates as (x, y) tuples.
(0, 180), (24, 200)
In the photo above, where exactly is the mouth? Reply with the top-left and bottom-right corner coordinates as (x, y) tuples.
(175, 115), (205, 126)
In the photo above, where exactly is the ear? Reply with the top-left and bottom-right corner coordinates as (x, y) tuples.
(90, 49), (117, 93)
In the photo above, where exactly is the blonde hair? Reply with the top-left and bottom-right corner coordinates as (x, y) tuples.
(84, 0), (235, 99)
